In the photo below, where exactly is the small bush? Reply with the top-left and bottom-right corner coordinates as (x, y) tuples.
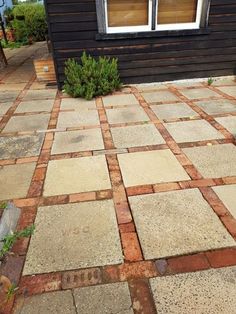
(63, 52), (122, 100)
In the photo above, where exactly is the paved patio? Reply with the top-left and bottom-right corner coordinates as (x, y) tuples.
(0, 43), (236, 313)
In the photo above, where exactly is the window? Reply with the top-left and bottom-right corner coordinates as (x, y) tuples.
(96, 0), (210, 34)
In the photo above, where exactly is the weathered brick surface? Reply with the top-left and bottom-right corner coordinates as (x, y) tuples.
(205, 248), (236, 268)
(167, 253), (210, 273)
(62, 268), (102, 289)
(121, 233), (143, 262)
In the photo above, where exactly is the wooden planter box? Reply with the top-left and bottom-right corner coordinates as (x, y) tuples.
(33, 53), (56, 82)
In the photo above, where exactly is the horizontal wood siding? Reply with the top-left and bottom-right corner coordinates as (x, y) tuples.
(45, 0), (236, 87)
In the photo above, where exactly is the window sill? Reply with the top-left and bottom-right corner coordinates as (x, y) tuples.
(95, 28), (210, 41)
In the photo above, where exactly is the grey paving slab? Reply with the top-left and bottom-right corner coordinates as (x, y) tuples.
(217, 86), (236, 97)
(213, 78), (236, 86)
(0, 83), (26, 91)
(57, 110), (100, 128)
(142, 90), (179, 103)
(195, 99), (236, 115)
(74, 282), (133, 314)
(0, 134), (44, 159)
(44, 155), (111, 196)
(213, 184), (236, 219)
(106, 107), (149, 124)
(23, 200), (123, 274)
(164, 120), (224, 143)
(51, 129), (104, 154)
(0, 90), (19, 102)
(129, 189), (235, 260)
(0, 163), (36, 200)
(134, 84), (168, 92)
(111, 124), (165, 148)
(118, 150), (189, 187)
(183, 144), (236, 178)
(60, 98), (96, 110)
(150, 267), (236, 314)
(151, 103), (198, 120)
(2, 113), (50, 133)
(215, 116), (236, 137)
(14, 291), (76, 314)
(180, 88), (220, 99)
(102, 94), (139, 107)
(15, 99), (54, 113)
(0, 102), (12, 115)
(22, 89), (57, 100)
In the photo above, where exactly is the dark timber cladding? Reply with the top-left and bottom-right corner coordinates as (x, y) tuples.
(45, 0), (236, 87)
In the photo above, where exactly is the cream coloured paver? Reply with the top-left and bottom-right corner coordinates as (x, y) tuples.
(118, 150), (189, 187)
(150, 267), (236, 314)
(183, 144), (236, 178)
(60, 97), (96, 110)
(0, 90), (19, 102)
(111, 124), (165, 148)
(0, 102), (12, 115)
(23, 200), (123, 274)
(180, 88), (221, 99)
(0, 134), (44, 159)
(215, 116), (236, 137)
(14, 291), (76, 314)
(212, 78), (236, 86)
(106, 107), (149, 124)
(217, 86), (236, 97)
(164, 120), (224, 143)
(15, 99), (54, 113)
(102, 94), (139, 107)
(22, 89), (57, 100)
(151, 103), (198, 120)
(142, 90), (179, 103)
(2, 113), (50, 133)
(74, 282), (133, 314)
(213, 184), (236, 219)
(0, 83), (26, 91)
(129, 189), (235, 260)
(57, 110), (100, 128)
(194, 99), (236, 115)
(0, 163), (36, 200)
(44, 155), (111, 196)
(51, 129), (104, 154)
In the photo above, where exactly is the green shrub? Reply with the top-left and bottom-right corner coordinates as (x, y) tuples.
(63, 52), (122, 100)
(11, 4), (47, 42)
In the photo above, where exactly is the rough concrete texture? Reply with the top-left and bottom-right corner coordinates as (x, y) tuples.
(180, 88), (220, 99)
(57, 110), (100, 128)
(44, 155), (111, 196)
(150, 266), (236, 314)
(51, 129), (104, 154)
(151, 103), (198, 120)
(164, 120), (224, 143)
(15, 99), (54, 113)
(118, 150), (189, 187)
(0, 91), (19, 102)
(142, 90), (179, 103)
(195, 99), (236, 115)
(23, 200), (123, 274)
(215, 116), (236, 137)
(213, 184), (236, 219)
(183, 144), (236, 178)
(111, 124), (165, 148)
(0, 163), (36, 200)
(22, 89), (57, 100)
(60, 97), (96, 110)
(106, 107), (149, 124)
(129, 189), (235, 259)
(0, 102), (12, 115)
(74, 282), (133, 314)
(217, 86), (236, 97)
(102, 94), (139, 107)
(0, 134), (44, 159)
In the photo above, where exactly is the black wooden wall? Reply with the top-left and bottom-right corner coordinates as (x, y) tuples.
(45, 0), (236, 87)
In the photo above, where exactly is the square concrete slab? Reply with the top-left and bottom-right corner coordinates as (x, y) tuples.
(142, 90), (179, 103)
(22, 89), (57, 100)
(111, 124), (165, 148)
(151, 103), (198, 120)
(102, 94), (139, 107)
(0, 102), (12, 115)
(51, 129), (104, 154)
(213, 78), (236, 86)
(217, 86), (236, 97)
(150, 267), (236, 314)
(2, 114), (50, 133)
(129, 189), (235, 259)
(57, 111), (100, 128)
(195, 99), (236, 115)
(215, 116), (236, 137)
(74, 282), (133, 314)
(15, 99), (54, 113)
(0, 134), (44, 159)
(164, 120), (224, 143)
(106, 107), (149, 124)
(180, 88), (220, 99)
(23, 200), (123, 274)
(0, 162), (36, 200)
(14, 291), (76, 314)
(183, 144), (236, 178)
(60, 98), (96, 110)
(0, 91), (19, 102)
(213, 184), (236, 219)
(118, 150), (189, 187)
(44, 155), (111, 196)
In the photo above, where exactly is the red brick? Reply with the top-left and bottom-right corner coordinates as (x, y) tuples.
(126, 185), (153, 196)
(121, 233), (143, 262)
(13, 198), (39, 208)
(119, 222), (136, 233)
(45, 133), (54, 141)
(184, 165), (203, 179)
(27, 180), (44, 197)
(0, 159), (15, 166)
(1, 255), (25, 284)
(110, 170), (123, 186)
(168, 253), (210, 273)
(32, 167), (47, 181)
(69, 192), (96, 203)
(188, 179), (215, 188)
(42, 140), (53, 150)
(40, 195), (69, 206)
(16, 156), (38, 164)
(222, 176), (236, 184)
(102, 265), (120, 283)
(71, 151), (92, 158)
(175, 154), (192, 166)
(119, 261), (158, 281)
(153, 182), (180, 193)
(62, 268), (102, 289)
(115, 201), (132, 224)
(96, 189), (113, 200)
(205, 248), (236, 268)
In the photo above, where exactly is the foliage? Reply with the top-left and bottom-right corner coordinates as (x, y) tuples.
(0, 225), (35, 259)
(6, 283), (18, 300)
(0, 39), (27, 49)
(208, 77), (214, 86)
(0, 202), (7, 209)
(63, 52), (122, 100)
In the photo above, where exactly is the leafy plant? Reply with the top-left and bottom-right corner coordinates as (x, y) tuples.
(208, 77), (214, 86)
(0, 225), (35, 258)
(0, 39), (27, 49)
(6, 283), (18, 300)
(63, 52), (122, 100)
(0, 202), (7, 209)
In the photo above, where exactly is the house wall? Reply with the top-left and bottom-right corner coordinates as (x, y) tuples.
(45, 0), (236, 87)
